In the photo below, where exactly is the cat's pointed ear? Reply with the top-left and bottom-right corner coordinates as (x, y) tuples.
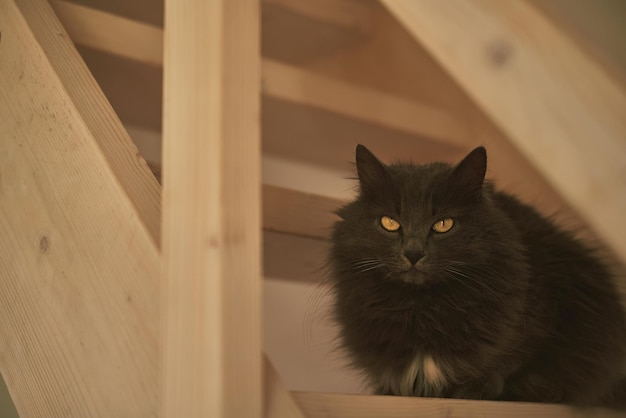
(355, 144), (391, 197)
(448, 146), (487, 200)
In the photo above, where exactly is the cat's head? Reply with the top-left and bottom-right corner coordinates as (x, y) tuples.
(330, 145), (525, 291)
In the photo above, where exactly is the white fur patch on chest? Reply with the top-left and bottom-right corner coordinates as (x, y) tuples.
(423, 355), (446, 388)
(379, 354), (448, 396)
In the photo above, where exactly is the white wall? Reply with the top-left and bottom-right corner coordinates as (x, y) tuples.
(263, 278), (365, 394)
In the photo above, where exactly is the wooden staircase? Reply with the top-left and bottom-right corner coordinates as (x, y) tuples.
(0, 0), (624, 416)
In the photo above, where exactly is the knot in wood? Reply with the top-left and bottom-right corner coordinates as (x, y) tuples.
(487, 39), (514, 68)
(39, 236), (49, 253)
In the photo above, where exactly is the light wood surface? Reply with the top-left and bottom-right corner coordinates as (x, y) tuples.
(262, 60), (467, 147)
(264, 0), (371, 31)
(0, 0), (160, 415)
(161, 0), (262, 417)
(263, 185), (340, 239)
(264, 356), (307, 418)
(293, 392), (624, 418)
(50, 0), (163, 66)
(51, 0), (467, 151)
(381, 0), (626, 265)
(24, 0), (162, 245)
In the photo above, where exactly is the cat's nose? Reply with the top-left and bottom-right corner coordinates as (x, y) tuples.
(403, 250), (424, 265)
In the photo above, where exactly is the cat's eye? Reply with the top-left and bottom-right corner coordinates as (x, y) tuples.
(380, 216), (401, 232)
(432, 218), (454, 233)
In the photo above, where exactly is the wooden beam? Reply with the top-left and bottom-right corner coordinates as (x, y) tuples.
(264, 0), (371, 31)
(261, 0), (373, 63)
(50, 0), (163, 66)
(161, 0), (262, 417)
(151, 156), (342, 242)
(62, 0), (372, 36)
(51, 0), (467, 148)
(0, 0), (160, 416)
(381, 0), (626, 265)
(263, 185), (340, 239)
(264, 356), (307, 418)
(293, 392), (623, 418)
(23, 0), (161, 245)
(51, 0), (373, 65)
(527, 0), (626, 86)
(262, 60), (467, 147)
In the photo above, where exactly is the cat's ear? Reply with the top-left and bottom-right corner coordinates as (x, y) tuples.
(448, 146), (487, 200)
(355, 144), (392, 197)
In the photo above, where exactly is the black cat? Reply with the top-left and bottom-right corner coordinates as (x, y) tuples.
(328, 145), (626, 406)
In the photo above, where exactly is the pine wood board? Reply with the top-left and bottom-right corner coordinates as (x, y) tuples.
(0, 0), (160, 415)
(294, 392), (623, 418)
(160, 0), (262, 416)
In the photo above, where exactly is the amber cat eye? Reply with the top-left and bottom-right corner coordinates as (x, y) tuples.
(432, 218), (454, 233)
(380, 216), (401, 232)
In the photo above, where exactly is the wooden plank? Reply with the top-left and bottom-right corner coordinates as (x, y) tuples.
(262, 0), (372, 63)
(50, 0), (466, 148)
(262, 60), (468, 147)
(264, 356), (308, 418)
(61, 0), (163, 26)
(161, 0), (262, 417)
(263, 185), (340, 239)
(381, 0), (626, 265)
(0, 0), (160, 416)
(52, 0), (372, 66)
(264, 0), (371, 30)
(147, 158), (340, 241)
(528, 0), (626, 86)
(50, 0), (163, 66)
(293, 392), (623, 418)
(62, 0), (372, 35)
(20, 0), (161, 245)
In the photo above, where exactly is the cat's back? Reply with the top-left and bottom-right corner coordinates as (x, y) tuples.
(492, 189), (622, 314)
(493, 190), (626, 403)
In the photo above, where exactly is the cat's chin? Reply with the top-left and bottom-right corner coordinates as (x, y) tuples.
(397, 267), (429, 286)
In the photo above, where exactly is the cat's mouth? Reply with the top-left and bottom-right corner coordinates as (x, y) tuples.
(397, 265), (429, 285)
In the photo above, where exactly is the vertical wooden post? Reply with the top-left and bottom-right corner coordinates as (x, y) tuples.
(161, 1), (261, 417)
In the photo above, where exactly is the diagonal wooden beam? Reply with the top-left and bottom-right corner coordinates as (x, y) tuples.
(381, 0), (626, 265)
(0, 0), (160, 416)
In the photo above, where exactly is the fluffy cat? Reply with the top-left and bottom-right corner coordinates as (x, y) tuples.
(328, 145), (626, 406)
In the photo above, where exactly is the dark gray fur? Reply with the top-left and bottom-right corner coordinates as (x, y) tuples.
(328, 145), (626, 407)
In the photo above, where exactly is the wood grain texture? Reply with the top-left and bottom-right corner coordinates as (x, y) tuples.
(161, 0), (262, 416)
(294, 392), (624, 418)
(262, 59), (468, 147)
(19, 0), (161, 246)
(381, 0), (626, 265)
(264, 0), (372, 31)
(51, 0), (467, 151)
(264, 356), (307, 418)
(263, 185), (340, 239)
(0, 0), (160, 416)
(50, 0), (163, 66)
